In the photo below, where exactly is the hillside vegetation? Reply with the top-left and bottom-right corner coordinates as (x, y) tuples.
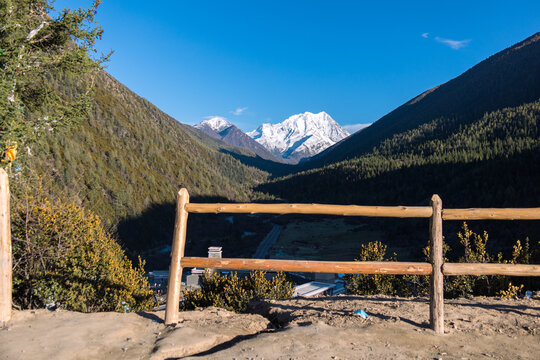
(28, 71), (268, 224)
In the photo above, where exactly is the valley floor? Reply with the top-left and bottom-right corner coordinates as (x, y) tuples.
(1, 295), (539, 359)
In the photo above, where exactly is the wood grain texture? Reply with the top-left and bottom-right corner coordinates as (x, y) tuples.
(429, 195), (444, 334)
(443, 263), (540, 276)
(186, 203), (433, 218)
(443, 208), (540, 220)
(165, 188), (190, 325)
(0, 169), (11, 325)
(180, 257), (432, 275)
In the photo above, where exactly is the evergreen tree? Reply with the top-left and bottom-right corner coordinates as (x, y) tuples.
(0, 0), (110, 167)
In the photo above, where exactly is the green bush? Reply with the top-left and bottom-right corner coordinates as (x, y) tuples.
(344, 241), (399, 296)
(182, 270), (294, 313)
(11, 186), (156, 312)
(446, 223), (536, 298)
(344, 223), (538, 298)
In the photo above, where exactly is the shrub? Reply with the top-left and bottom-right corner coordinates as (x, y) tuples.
(344, 241), (398, 295)
(11, 189), (156, 312)
(182, 270), (294, 313)
(446, 222), (517, 298)
(344, 223), (538, 299)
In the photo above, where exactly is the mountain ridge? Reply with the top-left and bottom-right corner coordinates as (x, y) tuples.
(305, 32), (540, 168)
(195, 117), (284, 163)
(248, 111), (349, 164)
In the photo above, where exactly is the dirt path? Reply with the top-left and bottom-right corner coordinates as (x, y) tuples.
(1, 295), (538, 359)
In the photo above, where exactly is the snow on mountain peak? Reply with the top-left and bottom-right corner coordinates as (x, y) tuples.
(248, 111), (349, 163)
(195, 116), (233, 133)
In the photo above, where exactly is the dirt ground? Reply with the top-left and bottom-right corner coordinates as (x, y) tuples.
(1, 294), (539, 359)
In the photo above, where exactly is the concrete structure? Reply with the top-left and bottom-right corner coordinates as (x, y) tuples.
(293, 280), (346, 298)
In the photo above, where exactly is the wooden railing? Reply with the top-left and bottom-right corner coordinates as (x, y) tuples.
(0, 174), (538, 332)
(164, 188), (540, 333)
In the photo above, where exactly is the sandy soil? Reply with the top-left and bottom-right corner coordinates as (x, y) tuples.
(1, 295), (539, 359)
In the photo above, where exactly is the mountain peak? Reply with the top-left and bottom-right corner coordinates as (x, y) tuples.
(248, 111), (349, 163)
(195, 116), (233, 133)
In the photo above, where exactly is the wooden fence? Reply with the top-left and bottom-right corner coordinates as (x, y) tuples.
(0, 174), (539, 332)
(164, 188), (540, 333)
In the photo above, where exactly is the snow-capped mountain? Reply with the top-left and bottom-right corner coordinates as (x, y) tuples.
(247, 112), (349, 163)
(195, 116), (233, 135)
(194, 117), (281, 162)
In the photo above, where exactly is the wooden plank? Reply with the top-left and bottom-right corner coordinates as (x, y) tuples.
(185, 203), (433, 218)
(443, 208), (540, 220)
(180, 257), (433, 275)
(429, 194), (444, 334)
(0, 169), (11, 325)
(165, 188), (190, 325)
(444, 263), (540, 276)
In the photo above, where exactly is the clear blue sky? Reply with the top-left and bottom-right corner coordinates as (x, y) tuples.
(56, 0), (540, 133)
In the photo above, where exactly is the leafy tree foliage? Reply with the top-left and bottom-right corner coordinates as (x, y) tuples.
(0, 0), (109, 166)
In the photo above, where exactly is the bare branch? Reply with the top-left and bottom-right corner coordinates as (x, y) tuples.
(27, 21), (49, 41)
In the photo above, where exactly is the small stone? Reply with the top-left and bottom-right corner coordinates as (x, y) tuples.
(122, 348), (128, 352)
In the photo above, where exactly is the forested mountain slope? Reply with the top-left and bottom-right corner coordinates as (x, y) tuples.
(260, 100), (539, 208)
(305, 32), (540, 168)
(28, 71), (269, 230)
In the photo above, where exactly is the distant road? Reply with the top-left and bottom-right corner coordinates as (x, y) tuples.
(252, 225), (282, 259)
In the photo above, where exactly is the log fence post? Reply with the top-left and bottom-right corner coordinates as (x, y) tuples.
(165, 188), (189, 325)
(0, 169), (11, 326)
(429, 194), (444, 334)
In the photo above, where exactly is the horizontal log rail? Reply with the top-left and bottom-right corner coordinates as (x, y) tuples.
(185, 203), (433, 218)
(181, 257), (433, 275)
(182, 257), (540, 277)
(443, 208), (540, 220)
(185, 203), (540, 221)
(443, 263), (540, 276)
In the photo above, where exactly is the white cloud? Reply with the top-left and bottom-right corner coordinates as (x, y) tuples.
(422, 32), (429, 38)
(343, 123), (371, 134)
(435, 37), (470, 50)
(231, 107), (248, 116)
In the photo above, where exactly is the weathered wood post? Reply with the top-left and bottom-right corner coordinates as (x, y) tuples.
(429, 194), (444, 334)
(165, 188), (190, 325)
(0, 169), (11, 325)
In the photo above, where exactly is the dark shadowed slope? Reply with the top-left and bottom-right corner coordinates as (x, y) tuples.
(305, 32), (540, 168)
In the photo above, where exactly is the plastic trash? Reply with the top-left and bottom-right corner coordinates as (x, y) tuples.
(121, 301), (131, 313)
(353, 309), (368, 319)
(525, 290), (532, 299)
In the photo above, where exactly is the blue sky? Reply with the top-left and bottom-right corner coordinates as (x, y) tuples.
(56, 1), (540, 133)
